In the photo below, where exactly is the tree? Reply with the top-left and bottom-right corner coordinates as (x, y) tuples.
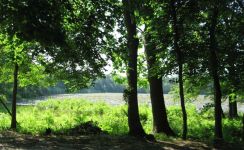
(217, 0), (244, 118)
(0, 34), (52, 129)
(0, 0), (120, 128)
(138, 1), (175, 136)
(144, 28), (175, 136)
(0, 0), (118, 90)
(169, 0), (187, 139)
(122, 0), (146, 137)
(208, 1), (223, 140)
(0, 35), (28, 129)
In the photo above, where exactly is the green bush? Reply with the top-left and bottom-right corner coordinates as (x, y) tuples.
(0, 113), (10, 131)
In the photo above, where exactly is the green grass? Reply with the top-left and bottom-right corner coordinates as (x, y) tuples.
(0, 98), (243, 142)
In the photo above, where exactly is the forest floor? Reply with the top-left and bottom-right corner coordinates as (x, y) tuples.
(1, 131), (244, 150)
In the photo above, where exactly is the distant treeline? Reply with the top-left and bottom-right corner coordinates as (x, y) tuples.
(79, 76), (173, 94)
(0, 82), (66, 101)
(0, 76), (175, 101)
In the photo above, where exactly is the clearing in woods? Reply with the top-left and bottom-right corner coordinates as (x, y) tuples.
(19, 93), (244, 113)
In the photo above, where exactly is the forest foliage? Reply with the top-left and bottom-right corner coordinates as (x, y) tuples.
(0, 0), (243, 145)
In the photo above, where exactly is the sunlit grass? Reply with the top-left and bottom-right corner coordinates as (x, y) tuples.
(0, 98), (242, 142)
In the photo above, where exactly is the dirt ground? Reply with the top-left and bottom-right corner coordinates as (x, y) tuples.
(1, 131), (244, 150)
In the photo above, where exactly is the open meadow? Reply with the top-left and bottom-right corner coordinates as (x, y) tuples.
(18, 93), (244, 113)
(1, 93), (244, 149)
(1, 94), (244, 142)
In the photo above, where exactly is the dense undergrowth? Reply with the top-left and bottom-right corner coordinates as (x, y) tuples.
(0, 99), (242, 142)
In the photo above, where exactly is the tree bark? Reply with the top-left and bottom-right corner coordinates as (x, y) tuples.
(122, 0), (146, 137)
(144, 30), (175, 136)
(227, 52), (238, 119)
(11, 62), (18, 129)
(170, 0), (187, 140)
(229, 95), (238, 118)
(178, 63), (187, 139)
(208, 4), (223, 140)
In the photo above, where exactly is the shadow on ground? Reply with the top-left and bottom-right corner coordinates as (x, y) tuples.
(0, 131), (244, 150)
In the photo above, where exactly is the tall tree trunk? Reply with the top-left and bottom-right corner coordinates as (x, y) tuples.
(227, 52), (238, 119)
(144, 30), (175, 136)
(178, 63), (187, 139)
(170, 0), (187, 139)
(229, 95), (238, 118)
(11, 62), (18, 129)
(209, 4), (223, 140)
(122, 0), (146, 137)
